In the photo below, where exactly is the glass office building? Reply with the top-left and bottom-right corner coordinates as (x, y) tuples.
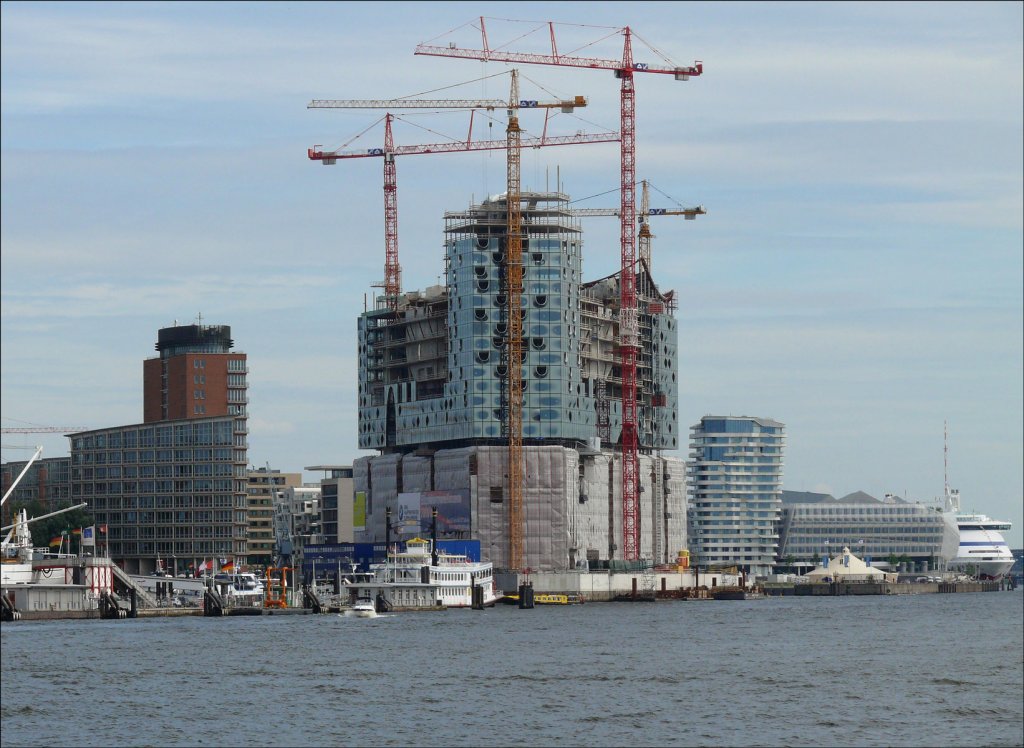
(72, 416), (248, 575)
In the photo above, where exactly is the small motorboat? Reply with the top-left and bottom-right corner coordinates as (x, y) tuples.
(343, 597), (378, 618)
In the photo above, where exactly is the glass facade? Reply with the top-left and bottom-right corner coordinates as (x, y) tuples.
(777, 492), (959, 572)
(71, 417), (248, 575)
(1, 457), (72, 512)
(687, 416), (785, 576)
(356, 192), (680, 452)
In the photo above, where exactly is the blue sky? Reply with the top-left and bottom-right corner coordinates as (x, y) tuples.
(2, 2), (1021, 545)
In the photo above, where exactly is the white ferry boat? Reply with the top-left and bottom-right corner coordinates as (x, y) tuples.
(343, 537), (497, 610)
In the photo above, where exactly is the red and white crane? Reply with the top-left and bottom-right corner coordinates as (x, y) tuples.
(309, 81), (617, 570)
(308, 86), (595, 312)
(415, 18), (702, 560)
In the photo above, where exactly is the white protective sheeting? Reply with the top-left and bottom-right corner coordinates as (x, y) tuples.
(433, 445), (576, 571)
(365, 453), (402, 542)
(357, 446), (688, 571)
(575, 453), (616, 563)
(400, 454), (432, 493)
(661, 456), (688, 562)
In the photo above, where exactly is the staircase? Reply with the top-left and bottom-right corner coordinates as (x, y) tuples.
(110, 564), (159, 608)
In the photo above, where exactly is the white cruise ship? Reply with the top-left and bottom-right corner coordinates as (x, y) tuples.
(944, 488), (1014, 579)
(940, 425), (1014, 580)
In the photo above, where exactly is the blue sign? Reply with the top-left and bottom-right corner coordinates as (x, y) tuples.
(634, 62), (649, 70)
(367, 148), (384, 156)
(518, 100), (539, 108)
(649, 208), (666, 215)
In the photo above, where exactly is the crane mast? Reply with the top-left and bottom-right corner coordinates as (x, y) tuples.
(415, 18), (702, 561)
(504, 70), (525, 572)
(617, 29), (641, 561)
(383, 114), (400, 310)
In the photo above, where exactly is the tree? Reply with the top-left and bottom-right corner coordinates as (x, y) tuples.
(7, 499), (93, 550)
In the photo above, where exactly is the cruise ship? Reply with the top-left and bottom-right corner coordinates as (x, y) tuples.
(940, 425), (1014, 579)
(944, 487), (1015, 579)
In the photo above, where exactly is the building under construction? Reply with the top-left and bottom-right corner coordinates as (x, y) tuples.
(353, 190), (686, 571)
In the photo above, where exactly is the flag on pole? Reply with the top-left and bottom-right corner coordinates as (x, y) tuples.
(71, 528), (82, 536)
(857, 539), (865, 546)
(198, 559), (211, 573)
(221, 560), (235, 573)
(49, 536), (62, 547)
(99, 524), (108, 534)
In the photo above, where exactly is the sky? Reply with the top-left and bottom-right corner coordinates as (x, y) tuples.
(2, 2), (1021, 546)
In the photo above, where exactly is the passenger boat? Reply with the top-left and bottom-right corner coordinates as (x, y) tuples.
(500, 592), (585, 605)
(343, 537), (497, 610)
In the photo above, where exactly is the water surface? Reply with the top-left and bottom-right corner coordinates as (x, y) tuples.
(2, 592), (1022, 747)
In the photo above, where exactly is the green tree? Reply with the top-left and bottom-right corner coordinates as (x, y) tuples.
(8, 500), (93, 550)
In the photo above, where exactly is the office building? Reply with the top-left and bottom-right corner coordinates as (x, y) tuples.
(777, 490), (960, 573)
(1, 456), (72, 516)
(71, 321), (249, 574)
(246, 468), (301, 568)
(72, 417), (248, 575)
(306, 465), (355, 544)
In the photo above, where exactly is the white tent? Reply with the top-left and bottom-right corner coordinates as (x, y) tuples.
(807, 547), (889, 582)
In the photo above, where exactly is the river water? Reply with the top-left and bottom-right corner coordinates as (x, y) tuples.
(2, 592), (1022, 747)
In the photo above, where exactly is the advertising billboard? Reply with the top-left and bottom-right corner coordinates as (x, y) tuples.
(353, 491), (366, 533)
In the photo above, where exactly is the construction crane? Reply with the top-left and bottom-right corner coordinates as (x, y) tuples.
(308, 85), (590, 313)
(309, 81), (616, 571)
(416, 18), (702, 561)
(504, 70), (525, 572)
(571, 180), (706, 273)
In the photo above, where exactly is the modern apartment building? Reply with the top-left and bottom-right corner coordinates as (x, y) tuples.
(687, 416), (785, 577)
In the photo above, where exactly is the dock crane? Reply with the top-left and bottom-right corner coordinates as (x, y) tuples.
(308, 80), (594, 313)
(417, 18), (702, 561)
